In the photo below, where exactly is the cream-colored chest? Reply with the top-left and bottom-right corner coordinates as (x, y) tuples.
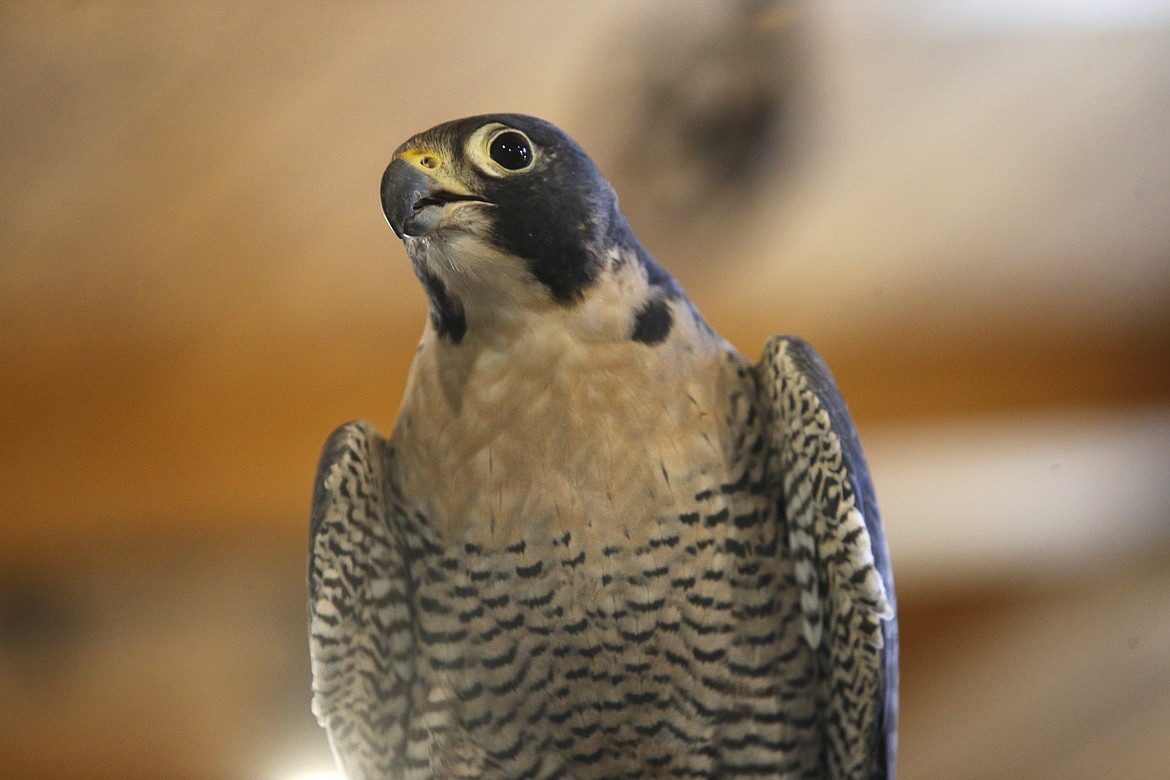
(391, 313), (746, 550)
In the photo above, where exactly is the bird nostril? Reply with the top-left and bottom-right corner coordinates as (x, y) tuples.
(420, 156), (439, 170)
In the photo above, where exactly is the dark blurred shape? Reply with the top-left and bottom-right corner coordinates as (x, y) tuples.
(0, 572), (84, 677)
(613, 0), (804, 248)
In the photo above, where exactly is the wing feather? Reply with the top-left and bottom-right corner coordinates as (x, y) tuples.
(759, 336), (898, 780)
(309, 420), (415, 780)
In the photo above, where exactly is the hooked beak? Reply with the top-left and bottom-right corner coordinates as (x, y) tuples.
(380, 157), (488, 239)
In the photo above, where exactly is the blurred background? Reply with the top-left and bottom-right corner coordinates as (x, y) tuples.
(2, 1), (1168, 778)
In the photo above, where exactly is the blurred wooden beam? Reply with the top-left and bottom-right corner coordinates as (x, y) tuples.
(822, 320), (1170, 427)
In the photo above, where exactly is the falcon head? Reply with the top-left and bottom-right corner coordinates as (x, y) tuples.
(381, 114), (680, 345)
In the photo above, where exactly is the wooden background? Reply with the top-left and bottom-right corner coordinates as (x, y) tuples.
(2, 3), (1168, 778)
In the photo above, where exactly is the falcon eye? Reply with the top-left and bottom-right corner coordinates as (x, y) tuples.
(489, 131), (533, 171)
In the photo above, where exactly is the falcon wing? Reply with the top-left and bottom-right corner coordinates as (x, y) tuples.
(759, 336), (898, 780)
(309, 421), (415, 780)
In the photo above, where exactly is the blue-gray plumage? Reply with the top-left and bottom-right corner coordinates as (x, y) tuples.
(309, 114), (897, 779)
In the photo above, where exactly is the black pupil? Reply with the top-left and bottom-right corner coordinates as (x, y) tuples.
(490, 131), (532, 170)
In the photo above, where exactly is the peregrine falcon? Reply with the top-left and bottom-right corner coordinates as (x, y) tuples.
(309, 114), (897, 780)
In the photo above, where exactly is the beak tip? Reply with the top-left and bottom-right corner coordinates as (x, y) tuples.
(384, 212), (406, 240)
(380, 160), (407, 239)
